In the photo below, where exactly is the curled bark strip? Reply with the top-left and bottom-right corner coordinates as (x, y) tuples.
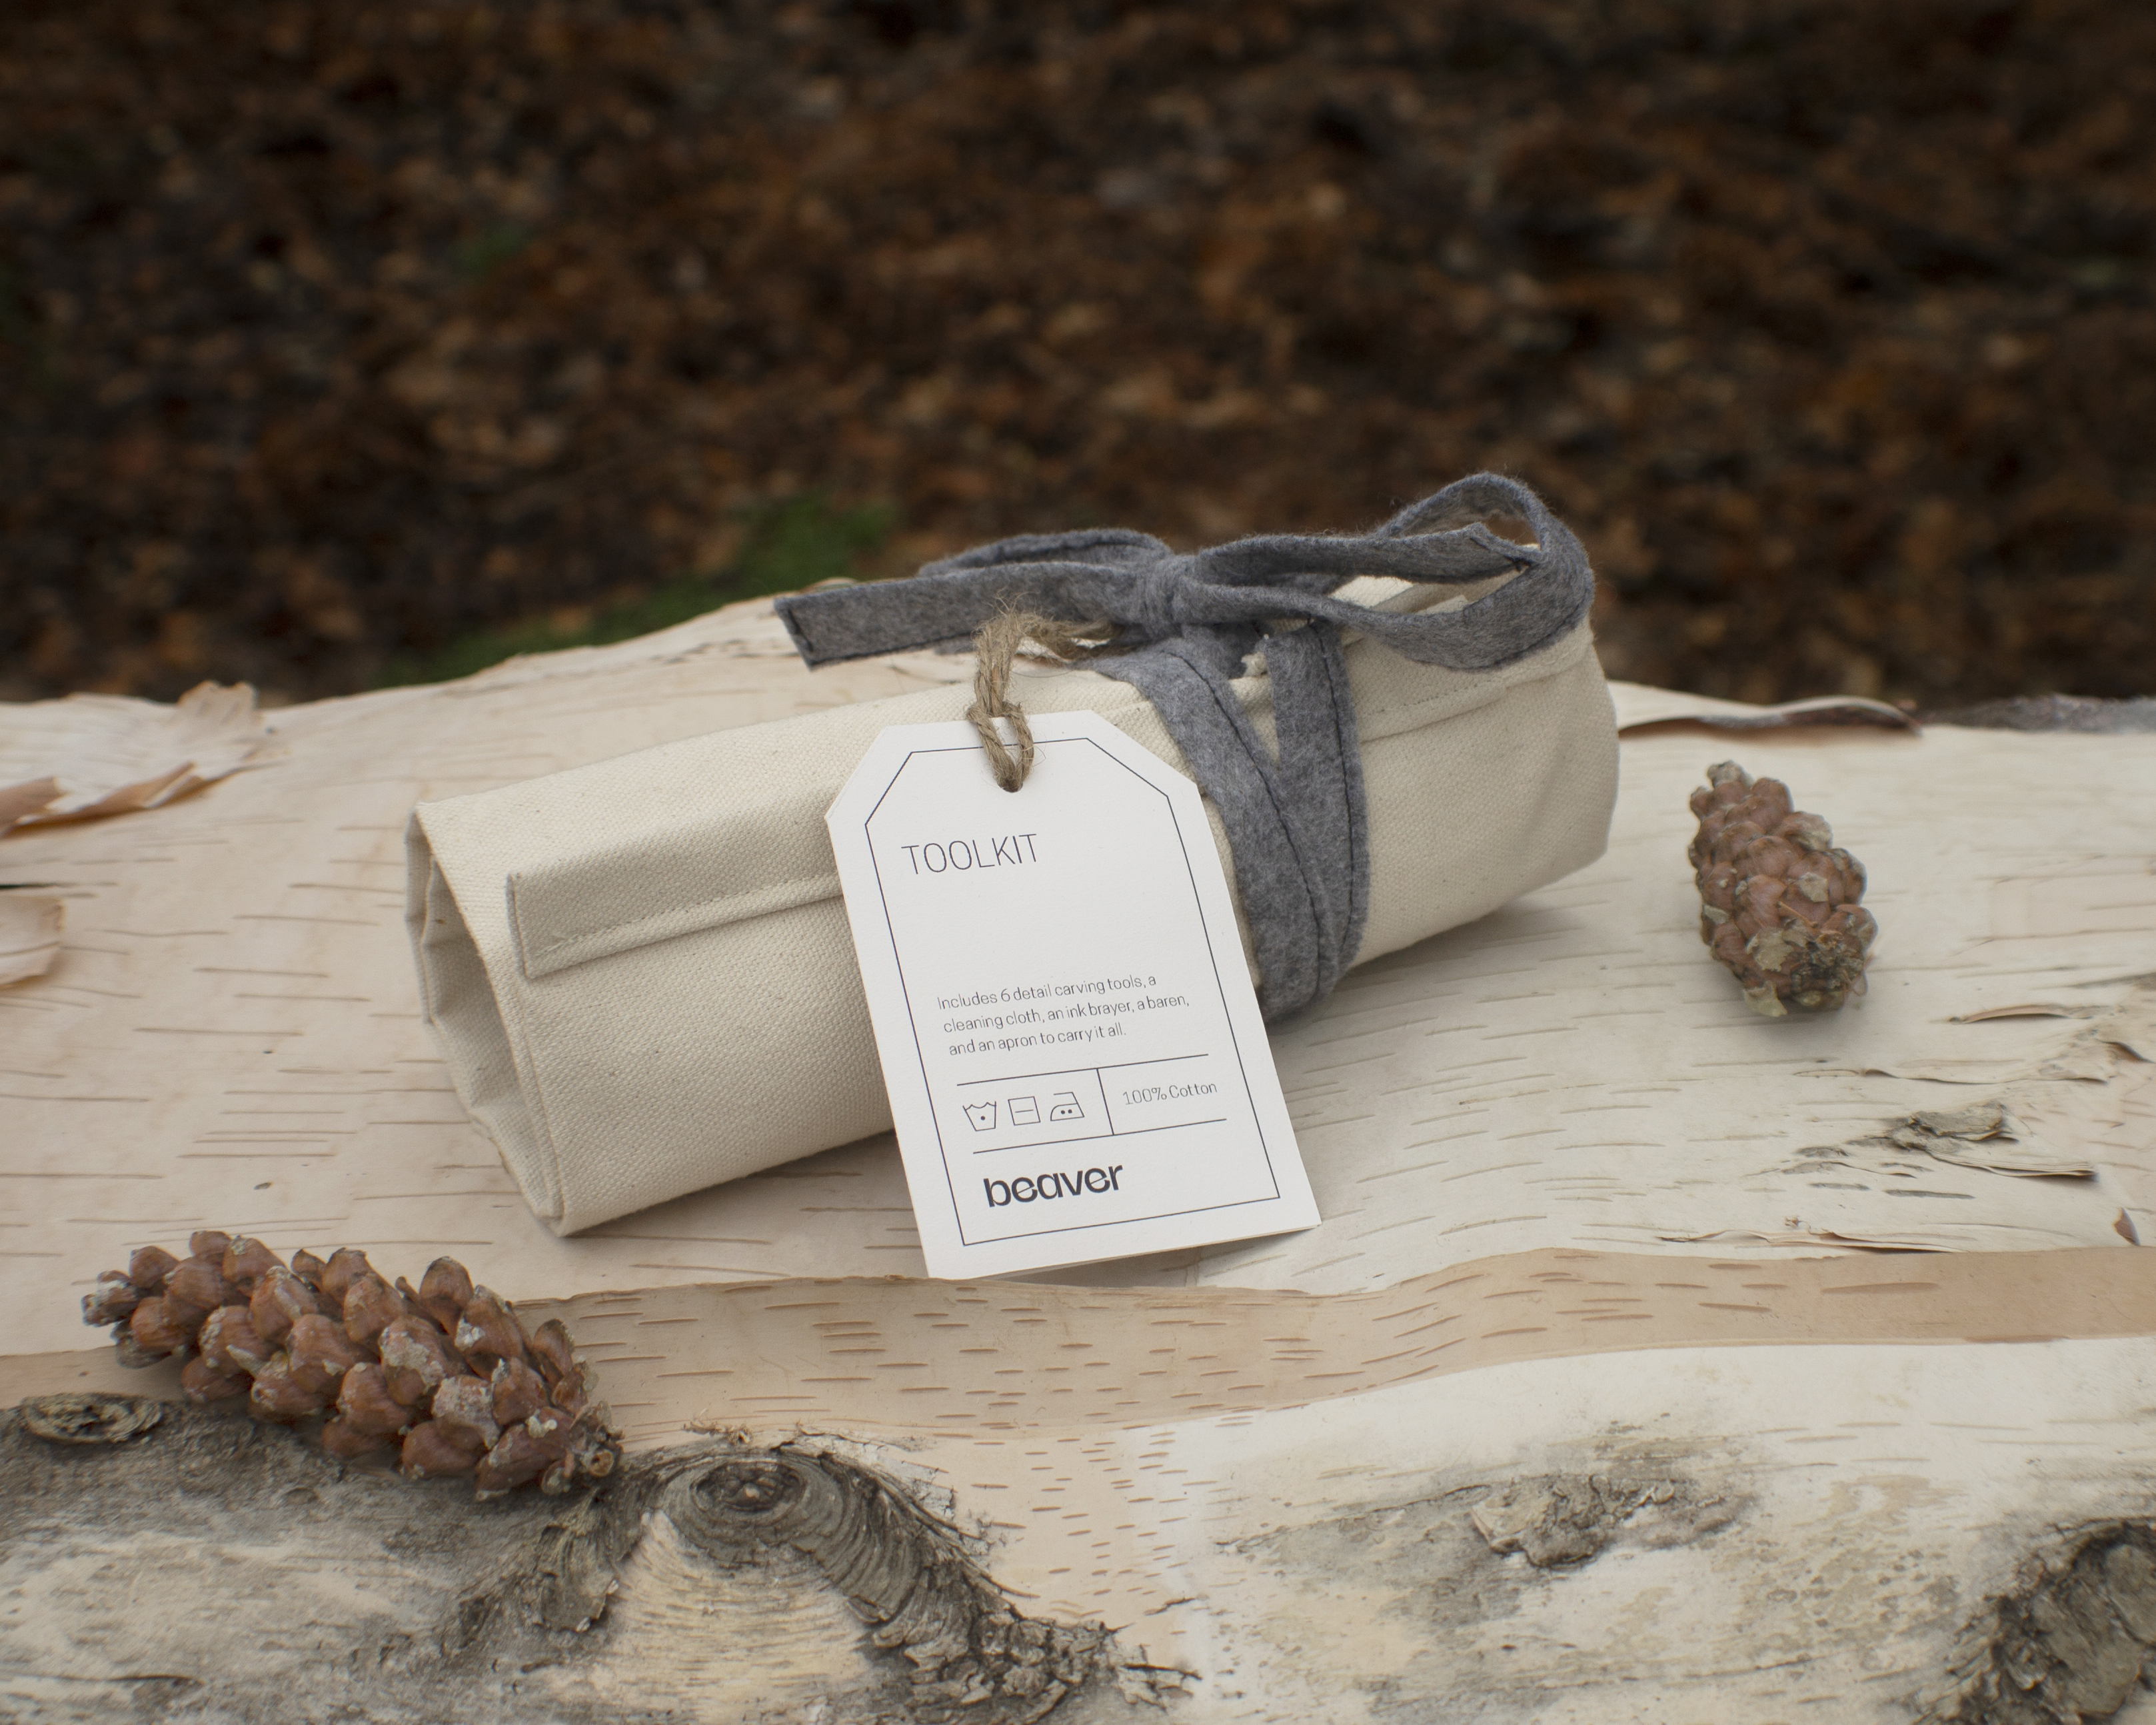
(17, 1392), (165, 1446)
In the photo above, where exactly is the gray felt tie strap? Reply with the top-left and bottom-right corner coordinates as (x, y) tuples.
(775, 473), (1594, 1020)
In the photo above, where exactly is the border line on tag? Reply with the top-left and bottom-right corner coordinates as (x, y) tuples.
(858, 735), (1285, 1249)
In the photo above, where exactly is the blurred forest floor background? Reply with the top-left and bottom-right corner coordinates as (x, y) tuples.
(3, 0), (2153, 708)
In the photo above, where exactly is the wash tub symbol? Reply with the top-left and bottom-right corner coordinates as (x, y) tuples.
(1048, 1092), (1084, 1123)
(963, 1100), (998, 1132)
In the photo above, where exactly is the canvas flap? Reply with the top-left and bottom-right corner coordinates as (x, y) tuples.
(508, 785), (839, 980)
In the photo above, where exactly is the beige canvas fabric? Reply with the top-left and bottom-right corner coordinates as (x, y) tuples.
(407, 603), (1617, 1234)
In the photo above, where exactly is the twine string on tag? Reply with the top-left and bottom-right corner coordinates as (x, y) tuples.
(776, 473), (1595, 1021)
(965, 610), (1112, 792)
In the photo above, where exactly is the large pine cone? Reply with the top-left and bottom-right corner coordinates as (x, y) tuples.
(1689, 761), (1876, 1018)
(79, 1230), (619, 1498)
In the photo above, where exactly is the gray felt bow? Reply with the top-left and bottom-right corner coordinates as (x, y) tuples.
(776, 473), (1594, 1021)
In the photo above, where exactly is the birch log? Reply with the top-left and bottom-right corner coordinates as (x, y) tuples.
(3, 596), (2156, 1722)
(14, 1333), (2156, 1723)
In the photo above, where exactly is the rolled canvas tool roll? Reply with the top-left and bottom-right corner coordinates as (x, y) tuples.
(407, 475), (1619, 1234)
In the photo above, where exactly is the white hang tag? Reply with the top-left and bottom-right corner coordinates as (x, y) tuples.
(826, 710), (1320, 1279)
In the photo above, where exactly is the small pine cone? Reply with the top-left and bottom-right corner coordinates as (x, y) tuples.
(378, 1317), (460, 1407)
(1689, 761), (1877, 1018)
(126, 1245), (179, 1294)
(341, 1272), (410, 1350)
(71, 1234), (622, 1501)
(82, 1273), (141, 1328)
(181, 1356), (251, 1404)
(221, 1237), (282, 1292)
(317, 1248), (374, 1310)
(250, 1266), (319, 1348)
(417, 1257), (474, 1332)
(199, 1304), (273, 1377)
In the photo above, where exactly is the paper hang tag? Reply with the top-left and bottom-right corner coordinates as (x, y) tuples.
(825, 711), (1320, 1279)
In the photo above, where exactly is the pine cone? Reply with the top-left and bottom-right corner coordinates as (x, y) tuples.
(75, 1238), (621, 1497)
(1689, 761), (1877, 1018)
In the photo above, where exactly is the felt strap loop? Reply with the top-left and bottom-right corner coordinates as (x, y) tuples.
(775, 473), (1593, 1020)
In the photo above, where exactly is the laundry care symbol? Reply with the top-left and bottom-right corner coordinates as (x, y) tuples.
(1007, 1096), (1041, 1126)
(963, 1100), (998, 1132)
(1048, 1092), (1084, 1122)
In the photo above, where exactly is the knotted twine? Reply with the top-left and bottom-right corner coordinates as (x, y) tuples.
(963, 609), (1110, 794)
(776, 473), (1594, 1022)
